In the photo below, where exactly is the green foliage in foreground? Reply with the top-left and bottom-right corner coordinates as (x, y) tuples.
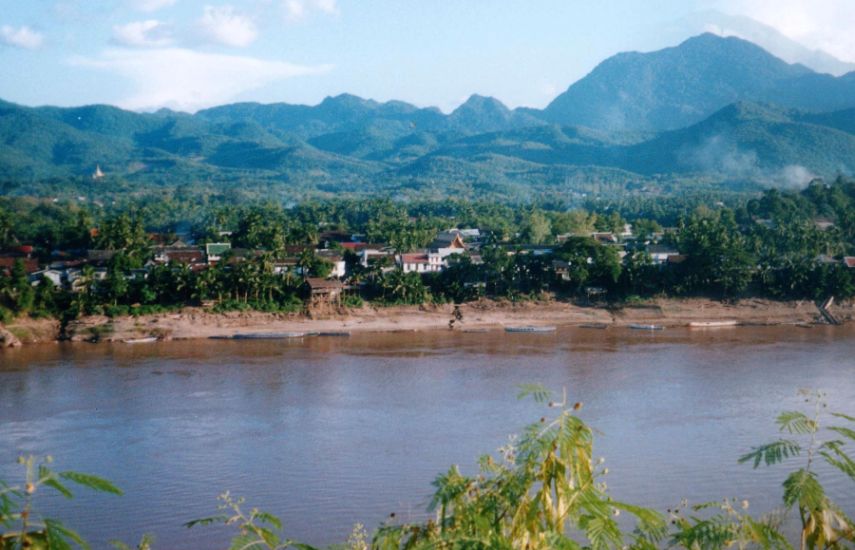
(0, 455), (122, 550)
(1, 389), (853, 549)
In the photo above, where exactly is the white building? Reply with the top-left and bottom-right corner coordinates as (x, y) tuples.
(399, 252), (443, 273)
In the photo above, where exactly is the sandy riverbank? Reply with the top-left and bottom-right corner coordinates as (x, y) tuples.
(2, 297), (852, 347)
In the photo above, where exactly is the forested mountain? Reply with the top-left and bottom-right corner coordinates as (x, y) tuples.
(2, 33), (855, 201)
(542, 34), (855, 131)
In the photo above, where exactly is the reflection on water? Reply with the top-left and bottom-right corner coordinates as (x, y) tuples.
(1, 326), (854, 547)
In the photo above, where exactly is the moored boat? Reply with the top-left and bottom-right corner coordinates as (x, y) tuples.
(505, 326), (557, 333)
(688, 320), (739, 328)
(232, 332), (307, 339)
(122, 337), (158, 344)
(628, 323), (664, 331)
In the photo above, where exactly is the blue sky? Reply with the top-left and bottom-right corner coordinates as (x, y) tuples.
(1, 1), (853, 113)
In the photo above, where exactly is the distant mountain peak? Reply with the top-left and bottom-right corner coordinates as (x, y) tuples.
(319, 93), (378, 110)
(670, 10), (855, 76)
(541, 32), (820, 132)
(453, 94), (510, 114)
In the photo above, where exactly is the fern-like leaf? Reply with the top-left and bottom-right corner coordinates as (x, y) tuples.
(776, 411), (817, 434)
(43, 477), (73, 499)
(253, 511), (282, 531)
(820, 445), (855, 483)
(227, 532), (261, 550)
(782, 469), (825, 509)
(671, 517), (738, 550)
(828, 425), (855, 442)
(516, 383), (551, 403)
(543, 532), (583, 549)
(738, 440), (801, 468)
(743, 516), (792, 550)
(184, 515), (229, 528)
(611, 501), (667, 541)
(580, 515), (622, 550)
(831, 412), (855, 423)
(45, 518), (90, 550)
(59, 472), (123, 495)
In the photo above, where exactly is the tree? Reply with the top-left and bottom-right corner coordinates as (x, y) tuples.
(521, 210), (552, 244)
(550, 209), (595, 237)
(675, 210), (754, 299)
(378, 270), (430, 304)
(233, 206), (287, 251)
(620, 251), (660, 296)
(594, 210), (626, 234)
(508, 253), (553, 296)
(429, 255), (483, 303)
(97, 214), (148, 263)
(631, 218), (662, 241)
(0, 207), (15, 248)
(556, 236), (622, 292)
(103, 260), (130, 307)
(0, 260), (35, 314)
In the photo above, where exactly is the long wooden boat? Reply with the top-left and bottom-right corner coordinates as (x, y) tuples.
(628, 323), (664, 331)
(579, 323), (609, 329)
(688, 320), (739, 328)
(122, 336), (158, 344)
(232, 332), (308, 340)
(504, 326), (557, 333)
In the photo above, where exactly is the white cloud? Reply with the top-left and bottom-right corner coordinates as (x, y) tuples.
(718, 0), (855, 62)
(70, 48), (332, 112)
(112, 20), (173, 48)
(313, 0), (339, 15)
(198, 5), (258, 47)
(283, 0), (339, 21)
(0, 25), (44, 49)
(133, 0), (177, 12)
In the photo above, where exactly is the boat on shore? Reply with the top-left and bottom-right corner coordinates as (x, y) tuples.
(628, 323), (664, 331)
(688, 320), (739, 328)
(317, 331), (351, 337)
(579, 323), (609, 329)
(232, 332), (308, 340)
(505, 326), (557, 333)
(122, 336), (158, 344)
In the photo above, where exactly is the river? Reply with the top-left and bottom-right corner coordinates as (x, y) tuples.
(1, 325), (854, 548)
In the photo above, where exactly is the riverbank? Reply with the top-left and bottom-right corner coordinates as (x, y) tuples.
(2, 297), (853, 346)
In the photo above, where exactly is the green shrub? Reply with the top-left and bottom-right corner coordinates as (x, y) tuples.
(342, 294), (364, 308)
(0, 306), (13, 324)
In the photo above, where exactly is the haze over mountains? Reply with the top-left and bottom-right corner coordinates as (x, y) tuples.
(2, 33), (855, 199)
(670, 10), (855, 77)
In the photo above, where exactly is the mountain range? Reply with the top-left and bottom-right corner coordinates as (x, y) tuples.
(2, 33), (855, 201)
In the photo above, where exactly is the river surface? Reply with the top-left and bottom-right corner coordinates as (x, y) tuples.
(1, 326), (854, 548)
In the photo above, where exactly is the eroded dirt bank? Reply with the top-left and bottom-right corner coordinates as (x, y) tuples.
(2, 298), (851, 346)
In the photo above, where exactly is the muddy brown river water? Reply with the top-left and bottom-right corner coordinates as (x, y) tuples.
(1, 325), (854, 547)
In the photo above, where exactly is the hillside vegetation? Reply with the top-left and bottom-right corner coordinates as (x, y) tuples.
(1, 34), (855, 203)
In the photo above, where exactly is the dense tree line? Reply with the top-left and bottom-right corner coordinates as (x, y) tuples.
(1, 178), (854, 322)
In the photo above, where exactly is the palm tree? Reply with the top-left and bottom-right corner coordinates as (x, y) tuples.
(296, 248), (316, 280)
